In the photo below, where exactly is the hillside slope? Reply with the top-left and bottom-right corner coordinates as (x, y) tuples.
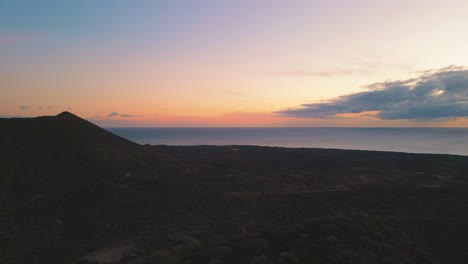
(0, 112), (176, 194)
(1, 113), (468, 264)
(0, 113), (180, 264)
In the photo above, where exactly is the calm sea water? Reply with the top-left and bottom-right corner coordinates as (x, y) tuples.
(107, 127), (468, 156)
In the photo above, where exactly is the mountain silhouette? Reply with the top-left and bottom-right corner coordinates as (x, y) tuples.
(0, 112), (175, 195)
(1, 111), (138, 159)
(0, 112), (179, 263)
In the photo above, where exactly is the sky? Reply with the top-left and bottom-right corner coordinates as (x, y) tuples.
(1, 0), (468, 127)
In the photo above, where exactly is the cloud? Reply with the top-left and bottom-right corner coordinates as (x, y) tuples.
(107, 112), (141, 118)
(19, 105), (54, 111)
(37, 105), (54, 109)
(277, 66), (468, 120)
(265, 57), (412, 78)
(108, 112), (120, 117)
(266, 68), (370, 78)
(19, 105), (32, 110)
(120, 113), (141, 118)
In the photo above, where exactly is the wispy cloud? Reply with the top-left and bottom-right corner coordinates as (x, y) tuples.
(120, 113), (141, 118)
(37, 105), (54, 109)
(265, 56), (411, 78)
(277, 66), (468, 120)
(108, 112), (120, 118)
(266, 68), (371, 78)
(107, 112), (142, 118)
(19, 105), (32, 110)
(19, 105), (54, 110)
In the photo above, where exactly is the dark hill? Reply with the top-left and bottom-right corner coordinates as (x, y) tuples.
(0, 112), (176, 195)
(1, 113), (468, 264)
(0, 111), (139, 161)
(0, 113), (180, 264)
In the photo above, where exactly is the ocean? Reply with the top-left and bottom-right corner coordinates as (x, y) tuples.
(107, 127), (468, 156)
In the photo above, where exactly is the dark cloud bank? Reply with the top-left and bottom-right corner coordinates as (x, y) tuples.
(277, 66), (468, 120)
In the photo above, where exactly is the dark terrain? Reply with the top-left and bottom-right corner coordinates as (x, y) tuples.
(1, 112), (468, 264)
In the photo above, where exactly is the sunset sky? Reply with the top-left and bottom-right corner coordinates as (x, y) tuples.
(2, 0), (468, 127)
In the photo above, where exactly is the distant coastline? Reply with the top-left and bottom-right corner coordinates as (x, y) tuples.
(108, 127), (468, 156)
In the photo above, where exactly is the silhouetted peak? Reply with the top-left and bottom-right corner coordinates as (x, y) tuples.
(0, 111), (144, 167)
(55, 111), (92, 125)
(57, 111), (79, 119)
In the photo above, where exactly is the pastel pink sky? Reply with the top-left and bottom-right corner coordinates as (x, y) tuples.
(1, 1), (468, 127)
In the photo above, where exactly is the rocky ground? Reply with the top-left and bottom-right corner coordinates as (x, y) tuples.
(2, 113), (468, 264)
